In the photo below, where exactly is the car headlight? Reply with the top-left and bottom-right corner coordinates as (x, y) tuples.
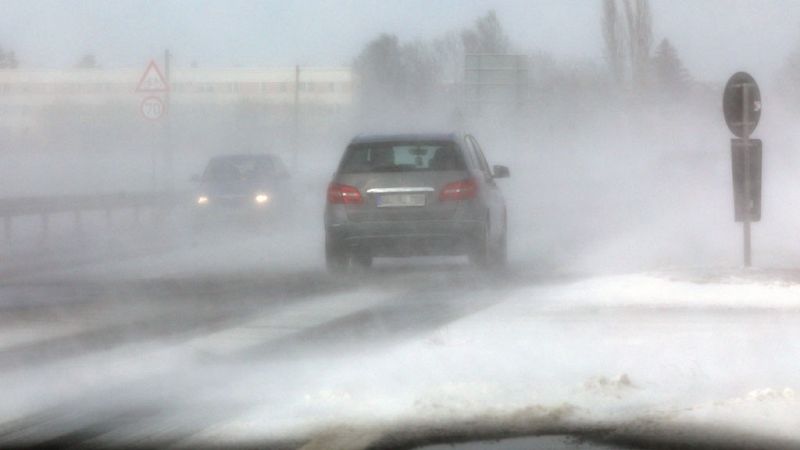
(254, 194), (269, 204)
(197, 195), (209, 205)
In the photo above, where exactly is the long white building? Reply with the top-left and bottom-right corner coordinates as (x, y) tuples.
(0, 66), (354, 129)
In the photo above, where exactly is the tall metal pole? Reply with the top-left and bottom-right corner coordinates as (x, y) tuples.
(742, 84), (752, 267)
(293, 65), (300, 170)
(164, 49), (173, 192)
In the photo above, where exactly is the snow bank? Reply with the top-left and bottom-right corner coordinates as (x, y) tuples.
(183, 272), (800, 448)
(521, 272), (800, 311)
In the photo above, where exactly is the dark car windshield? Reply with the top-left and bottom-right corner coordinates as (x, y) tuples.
(339, 141), (465, 173)
(203, 157), (276, 182)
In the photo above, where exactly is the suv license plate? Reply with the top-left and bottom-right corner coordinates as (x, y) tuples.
(377, 193), (426, 207)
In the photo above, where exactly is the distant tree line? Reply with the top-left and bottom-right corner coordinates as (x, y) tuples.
(353, 3), (700, 127)
(353, 10), (512, 121)
(353, 10), (511, 99)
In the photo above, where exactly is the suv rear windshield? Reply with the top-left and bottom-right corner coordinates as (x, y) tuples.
(339, 141), (466, 173)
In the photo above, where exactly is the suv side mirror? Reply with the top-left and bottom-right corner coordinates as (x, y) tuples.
(492, 165), (510, 179)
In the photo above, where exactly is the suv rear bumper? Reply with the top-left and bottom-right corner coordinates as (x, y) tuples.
(326, 220), (483, 256)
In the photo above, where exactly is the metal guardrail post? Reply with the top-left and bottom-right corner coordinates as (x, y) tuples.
(0, 191), (183, 238)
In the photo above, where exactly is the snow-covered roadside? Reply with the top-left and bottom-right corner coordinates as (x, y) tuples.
(186, 271), (800, 448)
(523, 270), (800, 311)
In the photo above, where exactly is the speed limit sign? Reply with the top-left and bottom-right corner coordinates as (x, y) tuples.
(140, 96), (165, 120)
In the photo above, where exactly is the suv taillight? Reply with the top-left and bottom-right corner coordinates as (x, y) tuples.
(439, 178), (478, 201)
(327, 182), (363, 204)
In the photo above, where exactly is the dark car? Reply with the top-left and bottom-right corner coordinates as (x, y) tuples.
(193, 153), (292, 227)
(324, 132), (509, 271)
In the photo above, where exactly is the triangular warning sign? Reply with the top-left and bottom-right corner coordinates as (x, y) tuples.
(136, 60), (169, 93)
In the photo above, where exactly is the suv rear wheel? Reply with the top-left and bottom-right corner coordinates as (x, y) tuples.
(494, 229), (508, 268)
(468, 221), (491, 268)
(469, 221), (507, 270)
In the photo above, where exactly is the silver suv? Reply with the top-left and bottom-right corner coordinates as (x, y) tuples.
(324, 133), (509, 271)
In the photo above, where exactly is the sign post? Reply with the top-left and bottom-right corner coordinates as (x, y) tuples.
(136, 57), (171, 190)
(163, 50), (173, 191)
(723, 72), (762, 267)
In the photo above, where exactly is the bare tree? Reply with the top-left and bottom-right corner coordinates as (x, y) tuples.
(400, 40), (439, 102)
(779, 39), (800, 106)
(354, 34), (405, 102)
(75, 54), (98, 69)
(432, 31), (464, 84)
(622, 0), (653, 92)
(0, 46), (18, 69)
(652, 38), (691, 98)
(353, 34), (440, 113)
(603, 0), (625, 86)
(461, 10), (511, 54)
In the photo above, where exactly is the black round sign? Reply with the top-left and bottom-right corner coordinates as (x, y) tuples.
(723, 72), (761, 138)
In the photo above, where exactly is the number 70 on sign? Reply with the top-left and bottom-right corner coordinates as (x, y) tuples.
(140, 96), (166, 120)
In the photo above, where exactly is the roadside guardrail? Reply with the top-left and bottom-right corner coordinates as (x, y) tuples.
(0, 192), (183, 240)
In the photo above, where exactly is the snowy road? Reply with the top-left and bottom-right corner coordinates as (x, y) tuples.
(2, 232), (800, 449)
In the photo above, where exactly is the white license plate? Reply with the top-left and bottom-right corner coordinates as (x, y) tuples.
(377, 193), (426, 207)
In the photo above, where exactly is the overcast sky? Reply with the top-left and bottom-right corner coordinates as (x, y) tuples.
(0, 0), (798, 82)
